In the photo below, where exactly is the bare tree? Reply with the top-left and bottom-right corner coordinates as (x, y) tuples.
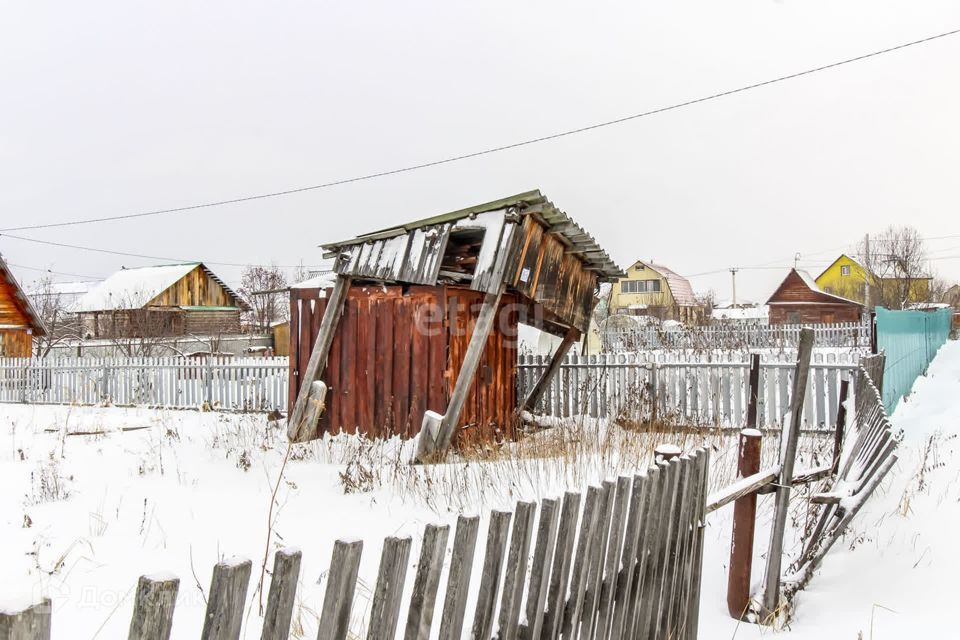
(238, 264), (288, 333)
(30, 276), (82, 357)
(857, 226), (932, 309)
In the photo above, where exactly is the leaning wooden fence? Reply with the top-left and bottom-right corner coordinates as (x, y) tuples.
(518, 353), (857, 429)
(701, 340), (900, 625)
(0, 357), (288, 412)
(0, 452), (709, 640)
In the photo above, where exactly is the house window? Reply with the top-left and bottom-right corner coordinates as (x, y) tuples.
(621, 279), (662, 294)
(841, 265), (851, 276)
(787, 311), (801, 324)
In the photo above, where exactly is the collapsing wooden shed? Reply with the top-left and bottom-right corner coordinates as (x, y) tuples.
(287, 190), (623, 457)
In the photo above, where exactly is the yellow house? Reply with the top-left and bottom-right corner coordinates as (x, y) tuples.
(816, 254), (931, 307)
(608, 260), (703, 324)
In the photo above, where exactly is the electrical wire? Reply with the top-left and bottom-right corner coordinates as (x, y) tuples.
(2, 26), (958, 233)
(0, 233), (327, 270)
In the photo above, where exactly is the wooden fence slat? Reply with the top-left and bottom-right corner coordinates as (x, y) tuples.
(128, 574), (179, 640)
(610, 472), (646, 640)
(0, 599), (51, 640)
(368, 537), (413, 640)
(563, 485), (602, 639)
(438, 516), (481, 640)
(595, 476), (632, 640)
(543, 492), (581, 640)
(633, 460), (671, 639)
(317, 540), (363, 640)
(498, 501), (537, 640)
(581, 481), (615, 640)
(261, 548), (302, 640)
(520, 497), (560, 640)
(471, 510), (513, 640)
(404, 524), (450, 640)
(200, 557), (252, 640)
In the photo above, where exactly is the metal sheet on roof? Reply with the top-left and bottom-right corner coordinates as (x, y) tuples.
(323, 190), (623, 281)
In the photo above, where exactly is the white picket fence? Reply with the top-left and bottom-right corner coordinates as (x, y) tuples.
(602, 320), (870, 351)
(518, 353), (858, 429)
(0, 357), (289, 412)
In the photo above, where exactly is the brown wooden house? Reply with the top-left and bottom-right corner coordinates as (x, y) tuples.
(71, 262), (248, 339)
(767, 269), (863, 325)
(0, 255), (46, 356)
(287, 190), (623, 456)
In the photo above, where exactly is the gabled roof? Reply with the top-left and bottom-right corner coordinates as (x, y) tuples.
(767, 268), (863, 306)
(815, 254), (863, 282)
(71, 263), (247, 312)
(0, 254), (47, 336)
(629, 260), (697, 306)
(322, 190), (623, 280)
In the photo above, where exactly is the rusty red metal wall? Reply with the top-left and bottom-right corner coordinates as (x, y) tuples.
(289, 285), (518, 445)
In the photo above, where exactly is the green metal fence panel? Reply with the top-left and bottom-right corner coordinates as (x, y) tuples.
(875, 307), (951, 410)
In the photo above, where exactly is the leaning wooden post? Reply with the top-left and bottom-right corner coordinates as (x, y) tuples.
(0, 599), (51, 640)
(746, 353), (761, 429)
(287, 275), (351, 443)
(417, 290), (504, 460)
(761, 327), (814, 620)
(831, 379), (850, 475)
(517, 327), (580, 414)
(129, 574), (179, 640)
(726, 429), (762, 619)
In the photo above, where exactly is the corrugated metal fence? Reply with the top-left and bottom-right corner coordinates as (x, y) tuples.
(876, 306), (952, 410)
(0, 357), (288, 411)
(518, 353), (857, 429)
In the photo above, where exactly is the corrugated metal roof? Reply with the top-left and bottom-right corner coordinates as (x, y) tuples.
(0, 254), (47, 336)
(322, 190), (623, 280)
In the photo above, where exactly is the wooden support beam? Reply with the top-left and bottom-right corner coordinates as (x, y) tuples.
(287, 275), (351, 442)
(517, 327), (580, 414)
(416, 290), (503, 460)
(761, 327), (814, 620)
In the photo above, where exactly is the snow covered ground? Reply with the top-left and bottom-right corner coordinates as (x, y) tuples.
(700, 339), (960, 639)
(0, 340), (957, 638)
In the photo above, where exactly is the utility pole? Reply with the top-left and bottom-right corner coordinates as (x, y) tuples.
(863, 233), (871, 309)
(730, 268), (739, 306)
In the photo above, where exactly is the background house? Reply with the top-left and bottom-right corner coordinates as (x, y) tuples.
(768, 268), (863, 325)
(0, 255), (46, 356)
(608, 260), (704, 324)
(816, 254), (931, 307)
(71, 263), (248, 339)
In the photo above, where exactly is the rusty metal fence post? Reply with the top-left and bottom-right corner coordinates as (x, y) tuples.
(726, 428), (762, 618)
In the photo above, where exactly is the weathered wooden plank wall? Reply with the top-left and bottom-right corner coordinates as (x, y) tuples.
(289, 285), (519, 444)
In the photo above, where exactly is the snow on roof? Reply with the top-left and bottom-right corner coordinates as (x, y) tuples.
(767, 268), (862, 306)
(290, 272), (337, 291)
(0, 254), (47, 335)
(28, 280), (99, 297)
(711, 306), (769, 321)
(644, 262), (697, 306)
(72, 263), (209, 312)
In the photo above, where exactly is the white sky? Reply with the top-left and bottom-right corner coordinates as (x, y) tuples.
(2, 1), (959, 303)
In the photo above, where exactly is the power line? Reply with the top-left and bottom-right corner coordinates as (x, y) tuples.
(7, 262), (104, 280)
(3, 26), (959, 233)
(0, 233), (326, 270)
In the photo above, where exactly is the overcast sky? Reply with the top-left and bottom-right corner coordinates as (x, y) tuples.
(2, 1), (959, 303)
